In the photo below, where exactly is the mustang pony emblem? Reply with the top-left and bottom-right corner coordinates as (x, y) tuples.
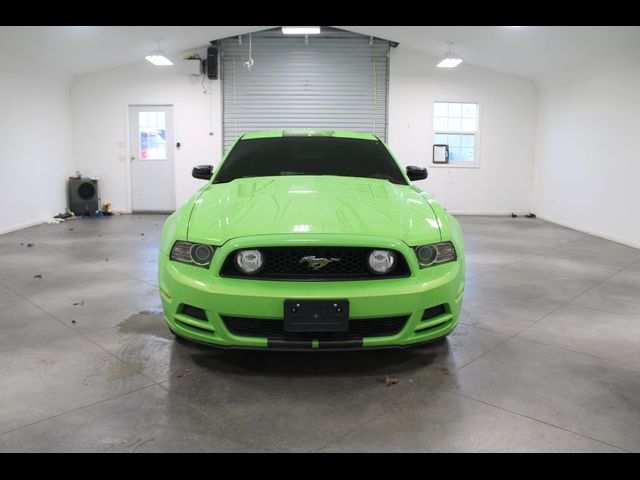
(299, 256), (341, 270)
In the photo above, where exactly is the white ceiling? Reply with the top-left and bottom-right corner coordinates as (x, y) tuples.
(0, 26), (270, 77)
(2, 26), (640, 85)
(340, 26), (640, 85)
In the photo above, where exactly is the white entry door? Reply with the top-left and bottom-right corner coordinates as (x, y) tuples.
(129, 105), (175, 212)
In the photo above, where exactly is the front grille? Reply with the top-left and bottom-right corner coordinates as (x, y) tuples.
(220, 247), (411, 280)
(222, 315), (408, 341)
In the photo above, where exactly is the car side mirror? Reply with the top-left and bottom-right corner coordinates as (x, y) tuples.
(192, 165), (213, 180)
(406, 166), (428, 181)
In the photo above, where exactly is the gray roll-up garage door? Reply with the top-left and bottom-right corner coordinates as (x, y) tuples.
(220, 28), (390, 153)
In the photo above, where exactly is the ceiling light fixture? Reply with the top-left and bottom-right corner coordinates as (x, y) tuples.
(145, 38), (173, 66)
(436, 42), (463, 68)
(281, 26), (321, 35)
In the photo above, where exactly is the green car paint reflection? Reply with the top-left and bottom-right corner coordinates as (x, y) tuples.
(159, 130), (465, 350)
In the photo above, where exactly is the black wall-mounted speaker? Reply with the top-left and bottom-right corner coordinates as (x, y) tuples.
(68, 178), (99, 215)
(207, 46), (218, 80)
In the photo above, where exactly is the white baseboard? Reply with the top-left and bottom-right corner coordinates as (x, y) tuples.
(534, 214), (640, 250)
(449, 211), (529, 216)
(0, 217), (50, 236)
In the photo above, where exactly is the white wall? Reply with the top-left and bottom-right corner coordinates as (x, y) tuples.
(6, 34), (638, 249)
(532, 65), (640, 248)
(70, 51), (221, 212)
(71, 46), (537, 217)
(0, 64), (73, 234)
(388, 47), (538, 215)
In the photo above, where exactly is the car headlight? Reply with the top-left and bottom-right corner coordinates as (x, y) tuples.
(415, 241), (457, 268)
(170, 241), (215, 268)
(235, 249), (264, 274)
(367, 249), (397, 274)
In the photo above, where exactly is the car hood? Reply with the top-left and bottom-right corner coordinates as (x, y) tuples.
(187, 176), (442, 246)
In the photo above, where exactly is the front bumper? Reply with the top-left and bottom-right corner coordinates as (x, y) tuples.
(158, 234), (464, 350)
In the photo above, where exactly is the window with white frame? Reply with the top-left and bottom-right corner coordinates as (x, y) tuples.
(433, 102), (479, 165)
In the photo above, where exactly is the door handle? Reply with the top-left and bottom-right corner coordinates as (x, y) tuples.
(130, 156), (135, 161)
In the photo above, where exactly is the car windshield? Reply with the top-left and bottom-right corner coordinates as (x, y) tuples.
(213, 137), (408, 185)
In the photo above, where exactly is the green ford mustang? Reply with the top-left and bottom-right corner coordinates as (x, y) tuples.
(159, 130), (465, 350)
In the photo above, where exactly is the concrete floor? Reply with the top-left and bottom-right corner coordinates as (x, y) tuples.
(0, 214), (639, 452)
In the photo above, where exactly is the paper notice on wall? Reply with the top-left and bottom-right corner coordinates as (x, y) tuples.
(433, 145), (448, 163)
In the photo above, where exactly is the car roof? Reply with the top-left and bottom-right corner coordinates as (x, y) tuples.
(240, 129), (379, 141)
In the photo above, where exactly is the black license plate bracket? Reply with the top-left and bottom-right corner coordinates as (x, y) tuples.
(284, 300), (349, 332)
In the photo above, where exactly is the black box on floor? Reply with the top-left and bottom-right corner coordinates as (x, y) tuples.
(68, 177), (99, 216)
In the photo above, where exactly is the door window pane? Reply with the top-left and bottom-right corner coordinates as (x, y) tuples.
(139, 111), (167, 160)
